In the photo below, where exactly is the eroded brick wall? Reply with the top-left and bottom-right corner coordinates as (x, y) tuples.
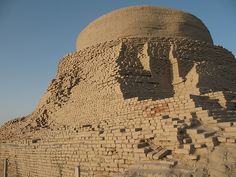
(0, 95), (209, 177)
(1, 37), (236, 177)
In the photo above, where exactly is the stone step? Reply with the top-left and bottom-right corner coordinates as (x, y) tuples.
(209, 110), (236, 115)
(136, 142), (149, 149)
(226, 138), (236, 143)
(196, 110), (210, 116)
(202, 118), (227, 124)
(174, 148), (190, 155)
(147, 148), (171, 160)
(186, 128), (204, 134)
(206, 119), (236, 126)
(189, 131), (215, 139)
(211, 110), (236, 114)
(195, 103), (220, 107)
(215, 118), (236, 123)
(192, 136), (218, 146)
(199, 116), (217, 122)
(224, 126), (236, 132)
(223, 132), (236, 138)
(213, 116), (236, 120)
(217, 122), (233, 128)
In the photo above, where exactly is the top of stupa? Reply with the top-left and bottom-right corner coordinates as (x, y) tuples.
(76, 6), (213, 50)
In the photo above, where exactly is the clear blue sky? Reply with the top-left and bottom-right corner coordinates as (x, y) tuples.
(0, 0), (236, 124)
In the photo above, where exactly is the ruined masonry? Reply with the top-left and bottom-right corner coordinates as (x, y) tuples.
(1, 6), (236, 177)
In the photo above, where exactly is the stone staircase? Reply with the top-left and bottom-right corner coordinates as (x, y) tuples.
(190, 92), (236, 143)
(105, 92), (236, 177)
(191, 93), (236, 126)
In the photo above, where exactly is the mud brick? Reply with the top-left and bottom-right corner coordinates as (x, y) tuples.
(152, 149), (171, 160)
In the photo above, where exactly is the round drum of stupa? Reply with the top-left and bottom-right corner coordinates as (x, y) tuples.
(76, 6), (213, 50)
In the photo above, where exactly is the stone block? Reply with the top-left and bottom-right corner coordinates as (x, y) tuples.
(217, 136), (227, 143)
(152, 149), (171, 160)
(174, 148), (190, 155)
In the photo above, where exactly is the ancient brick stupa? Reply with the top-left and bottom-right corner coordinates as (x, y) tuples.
(1, 6), (236, 177)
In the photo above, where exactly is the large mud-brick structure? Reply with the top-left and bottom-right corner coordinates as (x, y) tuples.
(1, 6), (236, 177)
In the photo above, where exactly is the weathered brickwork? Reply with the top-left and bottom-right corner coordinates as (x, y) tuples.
(1, 6), (236, 177)
(1, 89), (236, 176)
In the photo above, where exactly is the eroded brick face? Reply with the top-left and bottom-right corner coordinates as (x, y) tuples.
(1, 6), (236, 177)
